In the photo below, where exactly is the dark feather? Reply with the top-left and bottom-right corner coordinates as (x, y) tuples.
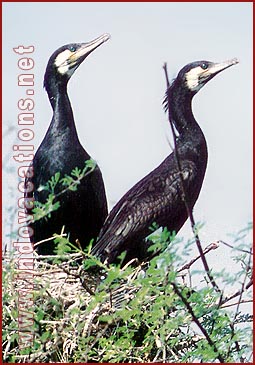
(92, 59), (237, 266)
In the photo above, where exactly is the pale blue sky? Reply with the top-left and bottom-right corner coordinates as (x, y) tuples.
(3, 3), (252, 276)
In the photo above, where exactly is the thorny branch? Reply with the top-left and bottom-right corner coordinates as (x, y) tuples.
(219, 299), (253, 309)
(219, 239), (253, 255)
(220, 277), (253, 306)
(226, 249), (252, 361)
(177, 242), (219, 272)
(171, 281), (225, 363)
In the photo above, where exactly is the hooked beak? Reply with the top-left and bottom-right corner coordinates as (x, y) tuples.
(205, 58), (239, 78)
(70, 33), (110, 68)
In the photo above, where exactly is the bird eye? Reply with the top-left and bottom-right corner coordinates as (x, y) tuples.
(69, 46), (76, 52)
(201, 63), (208, 70)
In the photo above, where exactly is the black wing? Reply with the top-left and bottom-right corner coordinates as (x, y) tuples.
(91, 153), (200, 264)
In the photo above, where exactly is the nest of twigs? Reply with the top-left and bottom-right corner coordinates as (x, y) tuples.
(2, 252), (144, 363)
(3, 239), (252, 363)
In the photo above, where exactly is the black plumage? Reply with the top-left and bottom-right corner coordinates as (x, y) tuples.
(25, 34), (110, 255)
(91, 58), (238, 265)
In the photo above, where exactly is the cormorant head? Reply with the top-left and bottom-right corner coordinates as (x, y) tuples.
(177, 58), (239, 94)
(44, 33), (110, 92)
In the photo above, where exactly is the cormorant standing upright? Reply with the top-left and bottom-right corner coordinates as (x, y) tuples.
(25, 34), (110, 255)
(91, 58), (238, 265)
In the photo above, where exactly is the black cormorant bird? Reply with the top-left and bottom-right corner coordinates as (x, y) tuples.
(25, 34), (110, 255)
(91, 58), (238, 265)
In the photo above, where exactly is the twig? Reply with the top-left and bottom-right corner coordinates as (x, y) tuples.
(163, 63), (220, 293)
(30, 163), (96, 225)
(220, 277), (253, 306)
(177, 242), (219, 272)
(219, 240), (253, 255)
(171, 281), (225, 363)
(34, 232), (67, 248)
(84, 323), (111, 362)
(53, 163), (96, 200)
(226, 249), (252, 360)
(75, 238), (86, 257)
(232, 250), (252, 316)
(221, 299), (253, 309)
(82, 304), (101, 336)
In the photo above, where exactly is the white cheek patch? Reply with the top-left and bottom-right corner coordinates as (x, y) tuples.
(58, 64), (70, 75)
(55, 50), (72, 67)
(185, 67), (203, 92)
(55, 50), (73, 75)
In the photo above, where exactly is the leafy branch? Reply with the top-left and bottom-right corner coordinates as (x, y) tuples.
(3, 222), (252, 362)
(171, 281), (225, 363)
(226, 250), (252, 362)
(31, 159), (97, 223)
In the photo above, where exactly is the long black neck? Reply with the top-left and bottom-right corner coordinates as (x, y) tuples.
(166, 79), (208, 172)
(168, 80), (203, 138)
(45, 79), (80, 143)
